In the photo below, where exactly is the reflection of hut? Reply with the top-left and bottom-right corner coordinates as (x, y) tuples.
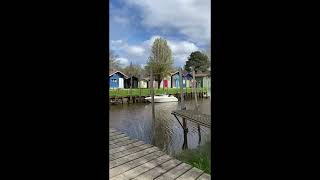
(124, 76), (139, 88)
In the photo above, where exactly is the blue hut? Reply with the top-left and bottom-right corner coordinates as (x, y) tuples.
(109, 71), (129, 89)
(171, 71), (193, 88)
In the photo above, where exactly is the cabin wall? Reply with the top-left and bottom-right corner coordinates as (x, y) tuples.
(139, 80), (148, 88)
(159, 76), (171, 88)
(109, 73), (123, 89)
(124, 77), (139, 89)
(202, 77), (210, 88)
(195, 77), (203, 88)
(171, 73), (193, 88)
(172, 74), (180, 88)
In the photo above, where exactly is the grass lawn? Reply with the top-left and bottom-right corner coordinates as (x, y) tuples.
(109, 88), (208, 98)
(175, 142), (211, 174)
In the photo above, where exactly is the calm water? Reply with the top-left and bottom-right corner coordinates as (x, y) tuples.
(109, 98), (211, 156)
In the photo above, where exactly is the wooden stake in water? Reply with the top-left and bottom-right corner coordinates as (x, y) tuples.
(150, 70), (156, 144)
(192, 67), (201, 146)
(139, 74), (142, 102)
(179, 68), (188, 149)
(130, 75), (133, 103)
(192, 68), (199, 111)
(151, 70), (155, 122)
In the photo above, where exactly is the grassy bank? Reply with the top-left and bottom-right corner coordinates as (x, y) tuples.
(175, 142), (211, 174)
(109, 87), (208, 98)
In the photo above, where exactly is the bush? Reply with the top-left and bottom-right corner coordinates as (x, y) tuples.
(175, 142), (211, 174)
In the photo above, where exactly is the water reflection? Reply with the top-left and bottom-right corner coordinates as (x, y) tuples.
(109, 98), (211, 156)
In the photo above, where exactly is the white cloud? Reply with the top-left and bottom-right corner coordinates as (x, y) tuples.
(111, 35), (202, 68)
(125, 45), (145, 57)
(116, 57), (129, 67)
(110, 40), (127, 50)
(111, 40), (145, 57)
(142, 35), (200, 67)
(126, 0), (210, 44)
(112, 16), (129, 25)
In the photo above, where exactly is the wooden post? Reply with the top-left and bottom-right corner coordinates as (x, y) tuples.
(130, 75), (133, 103)
(151, 71), (155, 123)
(179, 68), (188, 149)
(139, 77), (142, 103)
(192, 67), (201, 146)
(148, 72), (155, 144)
(192, 68), (199, 111)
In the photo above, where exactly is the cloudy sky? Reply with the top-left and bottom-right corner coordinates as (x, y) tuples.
(110, 0), (211, 67)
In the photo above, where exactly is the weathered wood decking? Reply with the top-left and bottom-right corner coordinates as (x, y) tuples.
(171, 110), (211, 128)
(109, 128), (211, 180)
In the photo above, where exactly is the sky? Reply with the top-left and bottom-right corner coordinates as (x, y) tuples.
(110, 0), (211, 68)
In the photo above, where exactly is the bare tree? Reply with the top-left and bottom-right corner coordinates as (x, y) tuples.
(109, 49), (121, 71)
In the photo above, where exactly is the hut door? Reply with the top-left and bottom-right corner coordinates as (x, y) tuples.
(164, 80), (168, 88)
(175, 78), (179, 88)
(119, 78), (124, 88)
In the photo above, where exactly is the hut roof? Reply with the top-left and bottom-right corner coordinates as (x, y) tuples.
(109, 70), (129, 79)
(194, 72), (210, 77)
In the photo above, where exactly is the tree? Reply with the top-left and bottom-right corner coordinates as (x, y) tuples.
(184, 51), (210, 73)
(109, 49), (121, 71)
(122, 62), (142, 78)
(146, 38), (174, 88)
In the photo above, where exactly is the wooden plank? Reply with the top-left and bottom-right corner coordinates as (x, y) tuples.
(108, 129), (211, 180)
(197, 173), (211, 180)
(109, 141), (144, 154)
(110, 155), (172, 180)
(109, 133), (127, 141)
(109, 130), (122, 134)
(110, 128), (117, 133)
(110, 146), (160, 168)
(109, 139), (139, 149)
(109, 131), (124, 137)
(109, 136), (130, 144)
(110, 144), (153, 160)
(109, 151), (165, 178)
(133, 159), (182, 180)
(154, 163), (193, 180)
(171, 110), (211, 128)
(175, 167), (204, 180)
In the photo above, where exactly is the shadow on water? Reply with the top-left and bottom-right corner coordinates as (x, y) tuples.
(109, 98), (211, 156)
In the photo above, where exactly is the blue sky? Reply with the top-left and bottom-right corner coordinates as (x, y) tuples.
(110, 0), (211, 68)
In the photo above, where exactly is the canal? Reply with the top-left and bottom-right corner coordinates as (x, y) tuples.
(109, 98), (211, 156)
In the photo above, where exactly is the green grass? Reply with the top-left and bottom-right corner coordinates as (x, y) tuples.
(109, 88), (208, 98)
(175, 142), (211, 174)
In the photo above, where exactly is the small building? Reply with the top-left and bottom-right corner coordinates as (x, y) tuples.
(138, 78), (149, 88)
(124, 76), (139, 89)
(159, 75), (172, 89)
(109, 70), (129, 89)
(195, 72), (210, 88)
(171, 71), (193, 88)
(183, 72), (193, 88)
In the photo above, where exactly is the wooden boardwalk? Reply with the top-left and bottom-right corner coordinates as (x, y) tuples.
(171, 110), (211, 128)
(109, 128), (211, 180)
